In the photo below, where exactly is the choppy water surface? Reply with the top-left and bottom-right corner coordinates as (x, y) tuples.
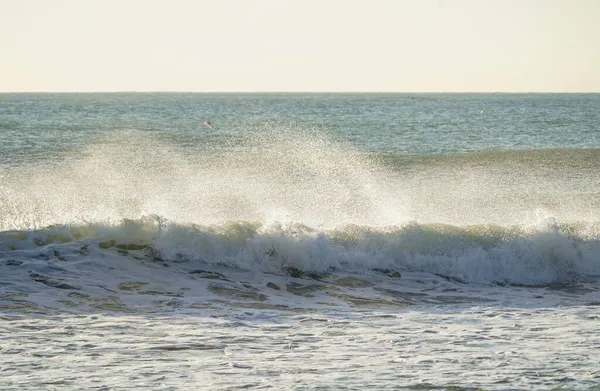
(2, 306), (600, 390)
(1, 93), (600, 390)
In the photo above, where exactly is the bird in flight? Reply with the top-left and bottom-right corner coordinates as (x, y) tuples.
(203, 120), (213, 130)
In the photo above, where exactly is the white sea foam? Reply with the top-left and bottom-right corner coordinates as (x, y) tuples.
(2, 216), (600, 288)
(2, 130), (600, 307)
(3, 96), (600, 390)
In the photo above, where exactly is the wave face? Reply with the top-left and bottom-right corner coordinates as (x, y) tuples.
(2, 129), (600, 289)
(2, 94), (600, 308)
(2, 217), (600, 287)
(3, 94), (600, 391)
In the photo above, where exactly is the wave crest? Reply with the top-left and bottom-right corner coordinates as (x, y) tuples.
(2, 216), (600, 287)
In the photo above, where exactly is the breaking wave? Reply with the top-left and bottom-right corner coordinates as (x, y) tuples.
(2, 216), (600, 287)
(3, 130), (600, 293)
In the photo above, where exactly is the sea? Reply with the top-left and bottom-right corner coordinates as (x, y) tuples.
(1, 93), (600, 390)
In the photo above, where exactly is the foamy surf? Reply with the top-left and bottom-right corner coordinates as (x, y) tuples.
(3, 93), (600, 390)
(2, 216), (600, 315)
(2, 129), (600, 313)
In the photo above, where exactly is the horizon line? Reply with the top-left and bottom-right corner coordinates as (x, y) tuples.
(2, 90), (599, 94)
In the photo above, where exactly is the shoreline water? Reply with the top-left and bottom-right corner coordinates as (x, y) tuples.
(2, 93), (600, 389)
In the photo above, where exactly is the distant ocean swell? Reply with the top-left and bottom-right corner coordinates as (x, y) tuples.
(2, 216), (600, 287)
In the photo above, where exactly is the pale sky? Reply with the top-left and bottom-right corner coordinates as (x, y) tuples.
(1, 0), (599, 92)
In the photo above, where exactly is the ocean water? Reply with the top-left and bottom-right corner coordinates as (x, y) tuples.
(1, 93), (600, 390)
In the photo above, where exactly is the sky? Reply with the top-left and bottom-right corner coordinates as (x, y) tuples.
(1, 0), (599, 92)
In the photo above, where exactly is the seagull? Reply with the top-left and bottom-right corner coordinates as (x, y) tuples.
(203, 120), (213, 130)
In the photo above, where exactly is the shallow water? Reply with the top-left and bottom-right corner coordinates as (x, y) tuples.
(2, 305), (600, 390)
